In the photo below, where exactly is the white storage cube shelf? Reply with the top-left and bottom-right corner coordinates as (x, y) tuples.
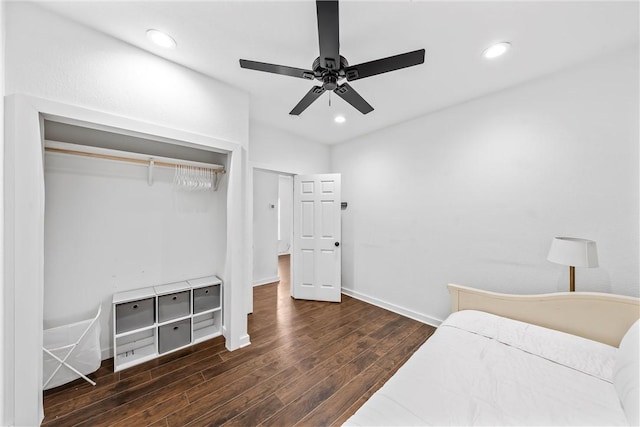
(188, 276), (223, 344)
(112, 276), (222, 372)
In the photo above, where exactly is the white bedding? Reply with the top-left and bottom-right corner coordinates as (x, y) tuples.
(345, 310), (628, 426)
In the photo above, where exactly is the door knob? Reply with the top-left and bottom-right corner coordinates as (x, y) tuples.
(335, 242), (340, 247)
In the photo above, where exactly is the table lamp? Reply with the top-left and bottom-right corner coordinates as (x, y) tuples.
(547, 237), (598, 292)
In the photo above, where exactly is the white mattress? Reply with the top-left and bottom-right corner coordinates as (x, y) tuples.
(344, 310), (628, 426)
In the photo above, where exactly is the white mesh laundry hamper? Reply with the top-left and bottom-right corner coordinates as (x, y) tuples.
(42, 305), (102, 390)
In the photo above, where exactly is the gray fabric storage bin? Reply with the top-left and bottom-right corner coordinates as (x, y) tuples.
(158, 290), (190, 323)
(158, 318), (191, 354)
(115, 297), (155, 334)
(193, 285), (221, 314)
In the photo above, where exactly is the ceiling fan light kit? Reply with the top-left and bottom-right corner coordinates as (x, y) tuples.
(239, 0), (426, 116)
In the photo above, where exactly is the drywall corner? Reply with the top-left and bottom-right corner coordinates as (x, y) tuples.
(1, 0), (6, 422)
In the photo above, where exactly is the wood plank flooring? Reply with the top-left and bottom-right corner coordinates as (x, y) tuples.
(43, 255), (436, 426)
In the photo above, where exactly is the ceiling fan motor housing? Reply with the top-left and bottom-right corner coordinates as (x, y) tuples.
(312, 56), (349, 90)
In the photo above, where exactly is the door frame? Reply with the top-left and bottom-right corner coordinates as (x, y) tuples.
(3, 95), (250, 426)
(251, 168), (288, 287)
(247, 162), (306, 314)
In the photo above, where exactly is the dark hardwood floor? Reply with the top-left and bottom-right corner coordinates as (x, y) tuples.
(43, 255), (436, 426)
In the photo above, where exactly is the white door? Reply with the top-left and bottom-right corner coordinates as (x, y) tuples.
(292, 173), (341, 302)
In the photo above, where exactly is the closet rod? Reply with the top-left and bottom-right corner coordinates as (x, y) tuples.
(44, 147), (226, 173)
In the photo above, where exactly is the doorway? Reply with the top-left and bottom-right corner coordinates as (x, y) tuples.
(250, 167), (342, 306)
(252, 169), (293, 288)
(43, 121), (229, 360)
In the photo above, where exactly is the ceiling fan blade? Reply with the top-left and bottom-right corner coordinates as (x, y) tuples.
(239, 59), (315, 80)
(344, 49), (425, 81)
(334, 83), (373, 114)
(290, 86), (326, 115)
(316, 0), (340, 70)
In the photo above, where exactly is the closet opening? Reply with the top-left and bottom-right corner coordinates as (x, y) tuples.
(42, 120), (230, 365)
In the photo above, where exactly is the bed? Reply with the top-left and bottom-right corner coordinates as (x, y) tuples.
(344, 284), (640, 426)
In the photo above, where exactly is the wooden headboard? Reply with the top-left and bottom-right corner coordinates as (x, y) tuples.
(448, 284), (640, 347)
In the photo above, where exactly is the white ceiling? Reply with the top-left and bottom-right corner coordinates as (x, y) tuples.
(36, 1), (639, 145)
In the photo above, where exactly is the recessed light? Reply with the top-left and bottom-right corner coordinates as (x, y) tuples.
(334, 115), (346, 123)
(482, 42), (511, 59)
(146, 29), (177, 49)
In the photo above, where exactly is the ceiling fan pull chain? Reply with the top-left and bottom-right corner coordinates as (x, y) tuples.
(329, 92), (332, 107)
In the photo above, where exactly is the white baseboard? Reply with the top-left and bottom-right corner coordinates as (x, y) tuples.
(341, 287), (443, 328)
(223, 329), (251, 351)
(253, 275), (280, 287)
(238, 334), (251, 348)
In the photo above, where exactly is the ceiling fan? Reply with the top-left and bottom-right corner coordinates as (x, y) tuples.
(239, 0), (425, 116)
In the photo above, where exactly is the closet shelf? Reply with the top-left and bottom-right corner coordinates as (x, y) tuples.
(44, 141), (226, 173)
(114, 323), (156, 339)
(157, 314), (192, 327)
(193, 306), (222, 316)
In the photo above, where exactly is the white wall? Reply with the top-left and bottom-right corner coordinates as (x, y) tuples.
(5, 2), (249, 147)
(44, 153), (227, 358)
(252, 169), (279, 286)
(249, 120), (330, 174)
(0, 0), (6, 424)
(332, 46), (639, 324)
(278, 175), (293, 254)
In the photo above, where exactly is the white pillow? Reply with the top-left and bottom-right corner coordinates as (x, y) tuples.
(614, 319), (639, 426)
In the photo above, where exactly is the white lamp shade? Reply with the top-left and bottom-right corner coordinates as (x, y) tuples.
(547, 237), (599, 268)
